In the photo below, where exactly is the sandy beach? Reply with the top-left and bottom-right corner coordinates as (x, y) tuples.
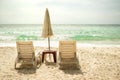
(0, 43), (120, 80)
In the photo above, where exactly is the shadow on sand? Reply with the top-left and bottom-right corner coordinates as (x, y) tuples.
(16, 64), (36, 74)
(59, 58), (83, 75)
(45, 61), (58, 66)
(59, 63), (83, 75)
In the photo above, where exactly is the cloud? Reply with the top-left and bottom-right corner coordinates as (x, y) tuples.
(0, 0), (120, 24)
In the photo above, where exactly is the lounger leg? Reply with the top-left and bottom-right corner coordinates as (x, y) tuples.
(53, 52), (56, 63)
(42, 53), (45, 63)
(14, 58), (18, 69)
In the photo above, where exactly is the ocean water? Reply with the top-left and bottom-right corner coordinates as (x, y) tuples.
(0, 24), (120, 44)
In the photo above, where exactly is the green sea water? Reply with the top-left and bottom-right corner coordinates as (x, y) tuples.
(0, 24), (120, 43)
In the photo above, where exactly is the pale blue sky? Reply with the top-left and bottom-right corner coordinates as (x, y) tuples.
(0, 0), (120, 24)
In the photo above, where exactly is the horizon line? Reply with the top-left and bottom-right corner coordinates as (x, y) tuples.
(0, 24), (120, 25)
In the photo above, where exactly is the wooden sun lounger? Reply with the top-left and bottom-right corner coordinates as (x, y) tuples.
(59, 40), (78, 64)
(15, 41), (37, 69)
(59, 40), (79, 69)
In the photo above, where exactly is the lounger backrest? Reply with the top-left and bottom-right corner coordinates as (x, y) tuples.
(16, 41), (34, 59)
(59, 40), (76, 59)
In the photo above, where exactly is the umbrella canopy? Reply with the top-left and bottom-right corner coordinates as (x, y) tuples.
(41, 8), (53, 50)
(42, 8), (53, 38)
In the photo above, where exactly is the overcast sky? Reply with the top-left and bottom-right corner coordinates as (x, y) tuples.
(0, 0), (120, 24)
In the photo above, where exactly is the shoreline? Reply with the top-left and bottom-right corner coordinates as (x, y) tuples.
(0, 41), (120, 47)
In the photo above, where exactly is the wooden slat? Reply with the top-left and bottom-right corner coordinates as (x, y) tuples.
(61, 50), (74, 52)
(19, 45), (33, 47)
(19, 48), (33, 51)
(17, 41), (33, 44)
(16, 41), (35, 59)
(61, 52), (75, 58)
(59, 40), (76, 59)
(19, 55), (33, 58)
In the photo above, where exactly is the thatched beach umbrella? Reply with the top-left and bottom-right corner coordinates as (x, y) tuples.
(41, 8), (53, 50)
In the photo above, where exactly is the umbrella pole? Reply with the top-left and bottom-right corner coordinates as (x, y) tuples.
(48, 37), (52, 61)
(48, 37), (50, 51)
